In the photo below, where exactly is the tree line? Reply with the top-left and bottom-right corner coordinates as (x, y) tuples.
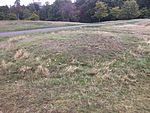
(0, 0), (150, 22)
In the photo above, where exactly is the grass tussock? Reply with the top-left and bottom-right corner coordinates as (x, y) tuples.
(14, 49), (30, 60)
(19, 65), (32, 73)
(0, 60), (14, 71)
(36, 65), (50, 76)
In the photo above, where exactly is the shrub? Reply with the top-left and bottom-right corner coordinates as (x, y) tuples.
(7, 13), (17, 20)
(28, 12), (39, 21)
(121, 0), (140, 19)
(110, 7), (122, 20)
(140, 8), (150, 18)
(0, 12), (4, 20)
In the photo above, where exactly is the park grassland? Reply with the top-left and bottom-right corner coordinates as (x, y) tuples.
(0, 20), (150, 113)
(0, 20), (82, 32)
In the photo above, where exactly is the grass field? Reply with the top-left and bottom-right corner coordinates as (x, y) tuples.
(0, 21), (82, 32)
(0, 19), (150, 113)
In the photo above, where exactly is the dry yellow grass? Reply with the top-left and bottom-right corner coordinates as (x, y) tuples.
(36, 65), (50, 76)
(0, 19), (149, 113)
(14, 49), (30, 60)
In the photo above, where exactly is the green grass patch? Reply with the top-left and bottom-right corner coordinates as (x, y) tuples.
(0, 19), (150, 113)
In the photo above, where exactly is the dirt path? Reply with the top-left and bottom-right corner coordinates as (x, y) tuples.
(0, 24), (108, 37)
(0, 25), (86, 37)
(0, 19), (142, 37)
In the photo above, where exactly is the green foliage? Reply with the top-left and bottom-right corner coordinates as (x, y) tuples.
(140, 8), (150, 18)
(28, 12), (39, 21)
(110, 7), (122, 20)
(23, 8), (32, 19)
(121, 0), (140, 19)
(27, 3), (40, 13)
(0, 0), (150, 22)
(39, 4), (52, 20)
(0, 6), (9, 14)
(49, 0), (78, 21)
(0, 13), (17, 20)
(136, 0), (150, 8)
(7, 13), (17, 20)
(95, 1), (108, 21)
(0, 12), (4, 20)
(99, 0), (124, 7)
(0, 6), (9, 20)
(75, 0), (97, 23)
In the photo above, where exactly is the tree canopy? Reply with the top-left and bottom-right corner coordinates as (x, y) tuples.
(0, 0), (150, 22)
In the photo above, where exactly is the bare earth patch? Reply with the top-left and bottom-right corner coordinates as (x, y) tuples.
(43, 31), (124, 56)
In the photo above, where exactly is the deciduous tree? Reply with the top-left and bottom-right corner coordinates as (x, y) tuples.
(95, 1), (108, 21)
(121, 0), (140, 19)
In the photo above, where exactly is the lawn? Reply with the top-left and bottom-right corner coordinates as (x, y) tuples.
(0, 20), (82, 32)
(0, 19), (150, 113)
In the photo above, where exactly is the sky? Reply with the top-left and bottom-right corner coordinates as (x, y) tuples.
(0, 0), (73, 6)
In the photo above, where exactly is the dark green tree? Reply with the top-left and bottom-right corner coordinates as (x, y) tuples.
(0, 12), (4, 20)
(14, 0), (21, 20)
(50, 0), (78, 21)
(136, 0), (150, 8)
(0, 6), (10, 20)
(23, 8), (32, 19)
(75, 0), (97, 22)
(39, 2), (51, 20)
(99, 0), (124, 7)
(139, 8), (150, 18)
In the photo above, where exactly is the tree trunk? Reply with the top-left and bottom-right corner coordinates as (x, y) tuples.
(17, 13), (20, 20)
